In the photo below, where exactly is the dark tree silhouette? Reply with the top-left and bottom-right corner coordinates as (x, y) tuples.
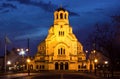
(86, 20), (120, 77)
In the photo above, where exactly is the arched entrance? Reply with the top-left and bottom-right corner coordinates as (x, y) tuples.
(60, 62), (64, 70)
(65, 62), (68, 70)
(55, 62), (59, 70)
(55, 62), (69, 70)
(30, 65), (33, 70)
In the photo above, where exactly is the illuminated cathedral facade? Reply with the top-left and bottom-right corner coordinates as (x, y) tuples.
(30, 8), (91, 71)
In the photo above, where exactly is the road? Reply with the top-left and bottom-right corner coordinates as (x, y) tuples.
(0, 72), (104, 79)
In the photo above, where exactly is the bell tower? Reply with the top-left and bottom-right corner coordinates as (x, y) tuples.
(54, 7), (69, 25)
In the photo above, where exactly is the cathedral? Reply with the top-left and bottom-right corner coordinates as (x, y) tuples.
(30, 7), (91, 71)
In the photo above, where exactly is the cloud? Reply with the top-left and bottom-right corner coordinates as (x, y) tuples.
(0, 2), (17, 13)
(1, 3), (17, 9)
(0, 3), (17, 9)
(7, 0), (79, 16)
(7, 0), (57, 12)
(68, 10), (80, 16)
(1, 9), (10, 13)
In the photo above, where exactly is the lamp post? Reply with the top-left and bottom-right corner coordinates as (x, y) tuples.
(17, 48), (28, 71)
(104, 61), (108, 77)
(17, 48), (28, 57)
(94, 59), (98, 75)
(27, 58), (31, 76)
(104, 61), (108, 65)
(7, 61), (11, 71)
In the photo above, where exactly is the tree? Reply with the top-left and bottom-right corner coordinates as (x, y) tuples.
(86, 21), (120, 77)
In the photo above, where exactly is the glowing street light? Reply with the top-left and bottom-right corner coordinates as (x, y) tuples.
(85, 50), (88, 53)
(7, 61), (11, 71)
(27, 58), (31, 76)
(7, 61), (11, 65)
(17, 48), (28, 57)
(94, 59), (98, 75)
(93, 50), (96, 53)
(27, 58), (31, 63)
(104, 61), (108, 65)
(94, 59), (98, 63)
(17, 48), (29, 71)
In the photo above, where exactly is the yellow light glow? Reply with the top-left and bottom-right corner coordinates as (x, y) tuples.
(7, 61), (11, 65)
(17, 49), (20, 51)
(27, 59), (31, 63)
(104, 61), (108, 64)
(94, 59), (98, 63)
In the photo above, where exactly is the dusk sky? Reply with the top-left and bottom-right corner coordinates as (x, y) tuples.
(0, 0), (120, 56)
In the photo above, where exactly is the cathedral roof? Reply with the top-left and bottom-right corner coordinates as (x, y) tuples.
(56, 7), (66, 12)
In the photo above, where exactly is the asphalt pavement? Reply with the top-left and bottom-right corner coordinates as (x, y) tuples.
(0, 71), (119, 79)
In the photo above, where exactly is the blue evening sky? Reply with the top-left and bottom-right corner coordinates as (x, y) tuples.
(0, 0), (120, 56)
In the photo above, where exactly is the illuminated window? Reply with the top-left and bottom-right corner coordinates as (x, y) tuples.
(81, 63), (86, 69)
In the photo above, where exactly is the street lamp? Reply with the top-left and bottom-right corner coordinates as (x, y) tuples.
(27, 58), (31, 76)
(17, 48), (29, 71)
(104, 61), (108, 65)
(85, 50), (88, 53)
(7, 61), (11, 71)
(17, 48), (28, 57)
(7, 61), (11, 65)
(94, 59), (98, 75)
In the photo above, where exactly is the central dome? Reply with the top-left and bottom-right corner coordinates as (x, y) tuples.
(56, 7), (66, 12)
(54, 7), (69, 24)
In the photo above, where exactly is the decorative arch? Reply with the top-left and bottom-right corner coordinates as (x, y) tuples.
(54, 42), (70, 48)
(65, 62), (68, 70)
(55, 62), (59, 70)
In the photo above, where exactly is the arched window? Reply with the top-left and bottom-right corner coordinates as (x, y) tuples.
(58, 47), (65, 55)
(65, 14), (66, 19)
(61, 48), (62, 54)
(78, 65), (80, 69)
(63, 31), (64, 36)
(58, 49), (60, 55)
(63, 49), (65, 54)
(56, 13), (58, 19)
(59, 31), (64, 36)
(36, 65), (38, 69)
(42, 65), (44, 69)
(55, 62), (59, 70)
(39, 65), (41, 69)
(65, 62), (68, 70)
(60, 13), (63, 19)
(60, 62), (64, 70)
(59, 31), (60, 36)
